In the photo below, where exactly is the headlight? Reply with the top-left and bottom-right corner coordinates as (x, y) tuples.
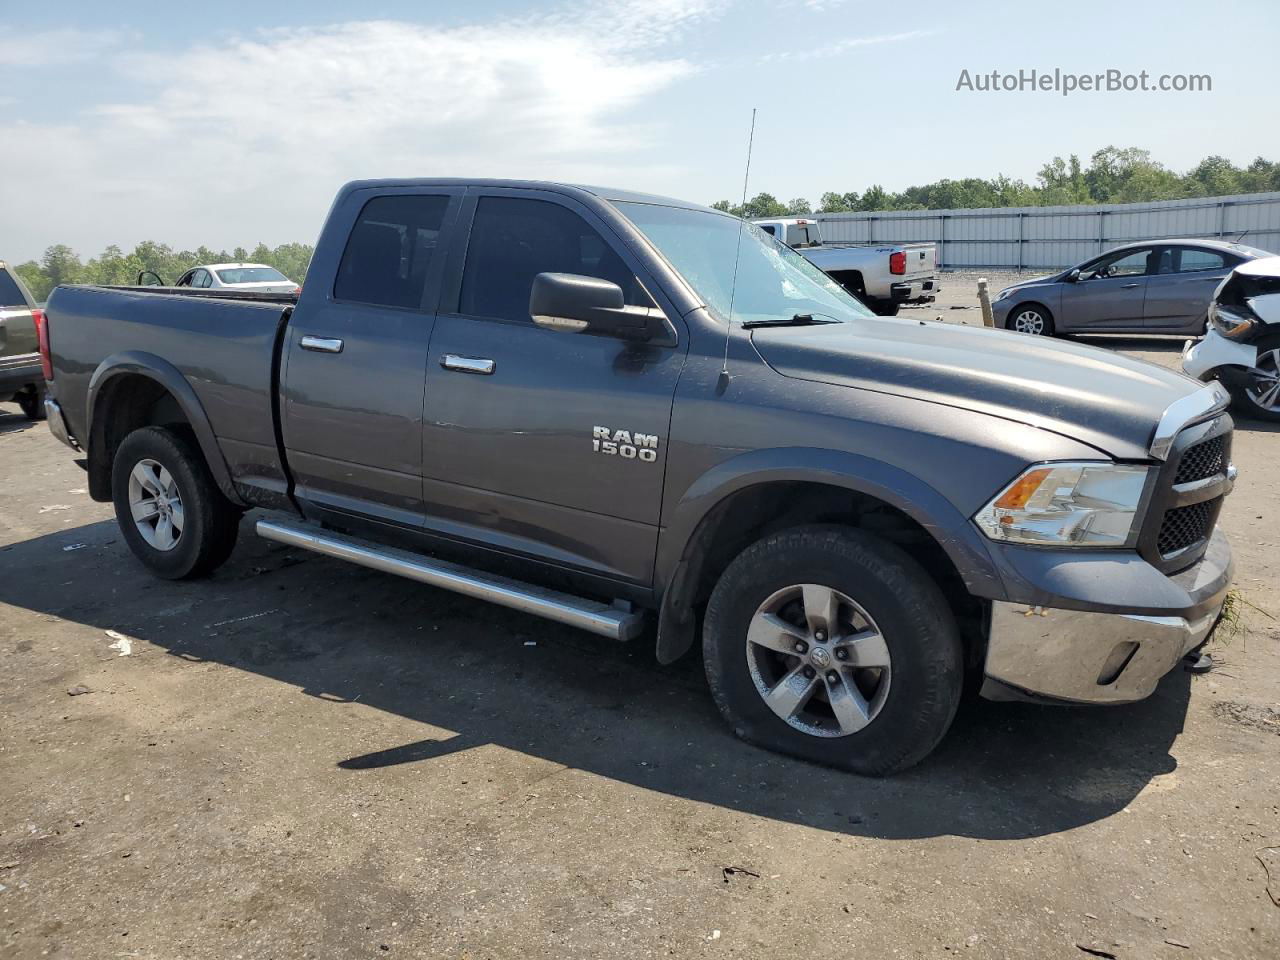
(975, 462), (1150, 548)
(994, 287), (1015, 302)
(1208, 301), (1260, 341)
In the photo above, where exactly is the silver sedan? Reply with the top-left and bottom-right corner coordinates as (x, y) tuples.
(992, 239), (1273, 337)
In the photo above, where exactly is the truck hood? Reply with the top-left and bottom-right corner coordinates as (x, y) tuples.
(750, 318), (1201, 459)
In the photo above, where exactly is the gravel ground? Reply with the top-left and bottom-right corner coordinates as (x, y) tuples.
(1, 327), (1278, 959)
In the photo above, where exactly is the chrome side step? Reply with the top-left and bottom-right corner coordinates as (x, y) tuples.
(255, 518), (645, 641)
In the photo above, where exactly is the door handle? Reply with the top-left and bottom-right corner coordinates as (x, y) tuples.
(442, 354), (495, 375)
(1120, 282), (1141, 288)
(300, 336), (344, 354)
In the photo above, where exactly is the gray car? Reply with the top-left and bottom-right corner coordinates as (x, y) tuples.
(992, 239), (1273, 337)
(0, 260), (46, 420)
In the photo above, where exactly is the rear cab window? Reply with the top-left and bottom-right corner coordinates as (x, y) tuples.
(334, 195), (451, 309)
(0, 267), (33, 308)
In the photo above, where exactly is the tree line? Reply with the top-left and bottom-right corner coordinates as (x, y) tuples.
(711, 146), (1280, 219)
(13, 241), (315, 303)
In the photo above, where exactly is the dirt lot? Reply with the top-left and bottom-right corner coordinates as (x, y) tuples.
(2, 296), (1278, 958)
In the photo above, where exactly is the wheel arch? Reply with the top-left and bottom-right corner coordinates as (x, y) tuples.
(1006, 300), (1054, 331)
(653, 449), (999, 665)
(86, 352), (242, 506)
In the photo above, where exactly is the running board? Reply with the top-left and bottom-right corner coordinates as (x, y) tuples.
(255, 518), (645, 641)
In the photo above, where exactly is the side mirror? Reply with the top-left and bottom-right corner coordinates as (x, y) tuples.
(137, 270), (165, 286)
(529, 273), (665, 342)
(1065, 268), (1081, 283)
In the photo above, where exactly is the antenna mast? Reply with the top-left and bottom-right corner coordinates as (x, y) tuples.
(719, 108), (757, 388)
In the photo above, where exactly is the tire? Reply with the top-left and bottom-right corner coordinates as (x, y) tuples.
(1006, 303), (1054, 336)
(871, 299), (900, 317)
(111, 426), (242, 579)
(16, 387), (45, 421)
(1224, 336), (1280, 423)
(702, 525), (963, 776)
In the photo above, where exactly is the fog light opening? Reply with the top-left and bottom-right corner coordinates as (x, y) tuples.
(1096, 641), (1140, 686)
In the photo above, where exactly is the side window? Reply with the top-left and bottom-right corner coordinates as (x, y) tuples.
(1082, 248), (1152, 280)
(1176, 248), (1228, 273)
(759, 224), (777, 237)
(195, 270), (212, 288)
(335, 194), (450, 309)
(175, 272), (192, 287)
(459, 197), (652, 322)
(0, 269), (27, 307)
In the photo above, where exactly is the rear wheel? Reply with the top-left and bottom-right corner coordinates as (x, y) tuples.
(1225, 338), (1280, 422)
(16, 386), (45, 421)
(702, 525), (963, 776)
(871, 299), (900, 317)
(1007, 304), (1054, 336)
(111, 426), (242, 579)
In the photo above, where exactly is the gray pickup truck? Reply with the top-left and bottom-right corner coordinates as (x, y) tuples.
(42, 179), (1236, 775)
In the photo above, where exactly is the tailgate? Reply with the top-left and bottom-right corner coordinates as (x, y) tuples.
(899, 243), (936, 281)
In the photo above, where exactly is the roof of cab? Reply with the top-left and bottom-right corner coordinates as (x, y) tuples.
(337, 178), (725, 215)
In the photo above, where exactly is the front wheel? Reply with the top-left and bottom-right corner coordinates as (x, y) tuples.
(111, 426), (242, 579)
(702, 525), (963, 776)
(1225, 340), (1280, 422)
(1007, 304), (1054, 336)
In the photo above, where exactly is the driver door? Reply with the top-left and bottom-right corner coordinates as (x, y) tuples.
(1060, 247), (1154, 331)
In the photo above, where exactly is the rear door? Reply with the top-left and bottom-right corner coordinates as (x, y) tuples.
(1059, 246), (1154, 331)
(419, 189), (687, 585)
(1143, 245), (1235, 332)
(282, 187), (463, 526)
(0, 267), (37, 360)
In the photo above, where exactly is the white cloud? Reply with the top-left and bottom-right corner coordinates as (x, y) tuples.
(0, 28), (129, 66)
(761, 30), (935, 62)
(0, 1), (722, 260)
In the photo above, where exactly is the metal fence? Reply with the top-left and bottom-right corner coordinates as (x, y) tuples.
(813, 192), (1280, 271)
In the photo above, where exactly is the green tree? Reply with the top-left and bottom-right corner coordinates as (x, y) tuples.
(783, 197), (813, 215)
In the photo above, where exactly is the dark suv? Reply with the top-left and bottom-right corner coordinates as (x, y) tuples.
(0, 261), (46, 420)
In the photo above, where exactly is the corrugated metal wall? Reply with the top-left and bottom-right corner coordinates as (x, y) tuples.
(813, 192), (1280, 270)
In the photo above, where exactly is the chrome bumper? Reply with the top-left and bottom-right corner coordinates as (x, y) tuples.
(981, 599), (1222, 704)
(45, 398), (80, 450)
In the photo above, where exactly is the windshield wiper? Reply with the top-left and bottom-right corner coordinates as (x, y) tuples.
(741, 313), (836, 329)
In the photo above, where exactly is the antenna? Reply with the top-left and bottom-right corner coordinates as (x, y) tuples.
(718, 108), (757, 391)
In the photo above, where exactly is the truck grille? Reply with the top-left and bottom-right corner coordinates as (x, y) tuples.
(1140, 418), (1232, 572)
(1157, 501), (1215, 557)
(1174, 436), (1226, 484)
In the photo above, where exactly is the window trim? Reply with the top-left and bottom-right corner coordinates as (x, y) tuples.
(439, 187), (676, 346)
(1079, 246), (1157, 280)
(1171, 245), (1234, 275)
(327, 188), (465, 314)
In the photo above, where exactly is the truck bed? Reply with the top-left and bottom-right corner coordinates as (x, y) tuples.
(46, 284), (292, 504)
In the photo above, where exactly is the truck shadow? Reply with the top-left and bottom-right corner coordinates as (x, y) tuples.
(0, 407), (38, 435)
(0, 516), (1194, 842)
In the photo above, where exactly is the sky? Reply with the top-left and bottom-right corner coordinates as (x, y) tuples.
(2, 0), (1278, 263)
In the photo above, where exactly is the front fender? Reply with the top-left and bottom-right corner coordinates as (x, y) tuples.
(652, 447), (1007, 663)
(87, 351), (243, 505)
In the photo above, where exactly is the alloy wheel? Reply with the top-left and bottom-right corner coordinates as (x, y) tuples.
(744, 583), (892, 738)
(128, 458), (184, 551)
(1245, 348), (1280, 412)
(1012, 309), (1045, 334)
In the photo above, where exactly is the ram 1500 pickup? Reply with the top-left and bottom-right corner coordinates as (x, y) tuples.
(751, 217), (939, 316)
(42, 179), (1235, 775)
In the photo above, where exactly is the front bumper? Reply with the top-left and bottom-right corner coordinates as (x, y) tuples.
(890, 278), (941, 303)
(1182, 331), (1257, 381)
(980, 526), (1231, 704)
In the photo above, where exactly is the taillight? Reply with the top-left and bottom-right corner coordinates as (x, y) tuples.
(889, 251), (906, 275)
(34, 308), (53, 380)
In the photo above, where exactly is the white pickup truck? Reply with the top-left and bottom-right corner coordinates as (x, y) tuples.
(752, 217), (940, 316)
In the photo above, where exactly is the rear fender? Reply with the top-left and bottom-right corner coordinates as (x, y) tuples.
(87, 352), (243, 505)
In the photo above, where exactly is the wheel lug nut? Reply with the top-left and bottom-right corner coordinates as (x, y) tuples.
(826, 671), (839, 685)
(814, 630), (826, 642)
(794, 641), (808, 654)
(835, 648), (849, 661)
(802, 666), (816, 679)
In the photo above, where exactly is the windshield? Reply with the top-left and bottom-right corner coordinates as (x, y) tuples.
(216, 267), (288, 284)
(612, 202), (874, 325)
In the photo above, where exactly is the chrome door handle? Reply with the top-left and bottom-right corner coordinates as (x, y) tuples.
(300, 336), (344, 354)
(442, 354), (495, 375)
(1120, 282), (1141, 288)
